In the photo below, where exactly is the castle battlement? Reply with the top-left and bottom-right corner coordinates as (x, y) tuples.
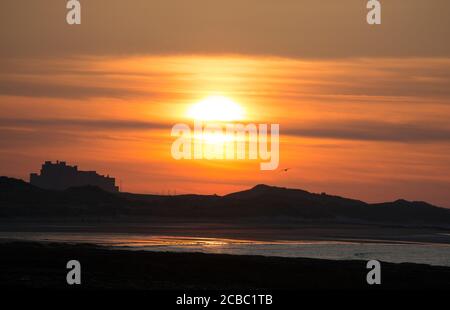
(30, 161), (119, 192)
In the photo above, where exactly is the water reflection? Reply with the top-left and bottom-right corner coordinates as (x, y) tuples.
(1, 232), (449, 267)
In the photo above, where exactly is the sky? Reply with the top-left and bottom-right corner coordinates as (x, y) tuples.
(1, 1), (450, 207)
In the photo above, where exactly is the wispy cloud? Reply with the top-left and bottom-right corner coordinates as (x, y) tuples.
(2, 117), (450, 144)
(285, 120), (450, 143)
(0, 79), (150, 100)
(0, 54), (449, 207)
(0, 118), (170, 131)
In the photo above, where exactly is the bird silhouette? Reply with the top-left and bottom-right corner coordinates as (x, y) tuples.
(280, 168), (291, 173)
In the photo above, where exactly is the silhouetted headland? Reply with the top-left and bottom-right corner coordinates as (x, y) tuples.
(1, 176), (450, 289)
(1, 176), (449, 228)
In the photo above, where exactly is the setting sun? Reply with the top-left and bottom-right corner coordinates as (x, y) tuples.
(187, 96), (244, 121)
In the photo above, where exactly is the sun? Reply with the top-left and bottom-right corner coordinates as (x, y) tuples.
(187, 96), (244, 122)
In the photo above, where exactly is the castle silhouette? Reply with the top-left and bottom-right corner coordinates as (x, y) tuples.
(30, 161), (119, 192)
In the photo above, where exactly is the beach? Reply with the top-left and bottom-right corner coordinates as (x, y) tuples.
(1, 241), (449, 289)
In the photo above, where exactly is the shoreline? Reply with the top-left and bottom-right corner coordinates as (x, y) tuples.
(1, 241), (449, 289)
(1, 220), (449, 244)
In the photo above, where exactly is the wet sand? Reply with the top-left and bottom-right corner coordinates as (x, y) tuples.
(1, 220), (449, 244)
(1, 241), (449, 289)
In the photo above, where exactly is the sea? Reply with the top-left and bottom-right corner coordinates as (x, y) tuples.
(1, 231), (449, 267)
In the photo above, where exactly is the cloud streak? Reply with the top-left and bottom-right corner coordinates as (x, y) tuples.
(285, 120), (450, 143)
(2, 117), (450, 143)
(0, 118), (170, 131)
(0, 79), (150, 100)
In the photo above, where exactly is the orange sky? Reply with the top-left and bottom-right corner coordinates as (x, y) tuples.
(1, 55), (450, 207)
(1, 1), (450, 207)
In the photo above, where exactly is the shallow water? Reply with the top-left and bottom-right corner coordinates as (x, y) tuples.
(1, 231), (450, 267)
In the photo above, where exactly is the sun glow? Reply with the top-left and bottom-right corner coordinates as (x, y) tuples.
(187, 96), (244, 121)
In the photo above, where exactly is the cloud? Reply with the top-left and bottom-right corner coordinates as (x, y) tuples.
(2, 117), (450, 144)
(0, 79), (149, 99)
(1, 0), (450, 59)
(0, 118), (169, 131)
(3, 56), (450, 102)
(285, 120), (450, 143)
(0, 128), (85, 149)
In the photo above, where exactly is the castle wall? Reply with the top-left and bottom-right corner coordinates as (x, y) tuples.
(29, 161), (119, 192)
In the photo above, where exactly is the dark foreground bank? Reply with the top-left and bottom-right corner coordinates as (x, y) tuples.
(0, 242), (449, 290)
